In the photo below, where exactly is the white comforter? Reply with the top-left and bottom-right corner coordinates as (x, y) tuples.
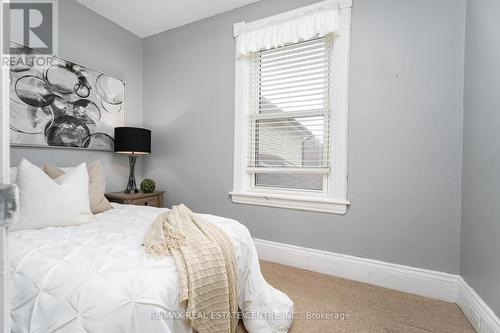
(8, 204), (293, 333)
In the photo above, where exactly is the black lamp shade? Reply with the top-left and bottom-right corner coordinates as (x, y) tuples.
(114, 127), (151, 155)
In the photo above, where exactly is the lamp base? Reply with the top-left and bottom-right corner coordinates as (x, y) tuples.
(124, 156), (139, 193)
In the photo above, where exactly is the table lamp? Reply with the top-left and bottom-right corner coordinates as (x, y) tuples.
(114, 127), (151, 193)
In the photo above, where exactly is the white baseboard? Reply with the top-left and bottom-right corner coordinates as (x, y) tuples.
(253, 238), (459, 302)
(457, 277), (500, 333)
(253, 238), (500, 332)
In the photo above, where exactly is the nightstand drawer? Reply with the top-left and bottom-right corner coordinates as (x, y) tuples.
(133, 196), (159, 207)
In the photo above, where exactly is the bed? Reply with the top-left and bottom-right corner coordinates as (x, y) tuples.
(8, 203), (294, 333)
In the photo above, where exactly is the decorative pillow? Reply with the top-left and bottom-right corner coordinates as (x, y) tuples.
(42, 161), (113, 214)
(11, 159), (92, 231)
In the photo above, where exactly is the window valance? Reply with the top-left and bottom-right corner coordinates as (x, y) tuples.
(234, 0), (350, 56)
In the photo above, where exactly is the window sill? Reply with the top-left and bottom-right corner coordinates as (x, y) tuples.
(229, 191), (350, 214)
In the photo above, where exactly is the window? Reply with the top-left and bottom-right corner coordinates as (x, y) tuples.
(250, 37), (332, 192)
(231, 0), (351, 214)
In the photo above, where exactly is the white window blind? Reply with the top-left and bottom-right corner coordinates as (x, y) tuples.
(247, 36), (333, 191)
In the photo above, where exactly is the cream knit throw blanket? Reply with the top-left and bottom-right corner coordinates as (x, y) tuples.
(143, 204), (238, 333)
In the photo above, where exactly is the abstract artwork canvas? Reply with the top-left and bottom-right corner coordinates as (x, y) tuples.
(9, 42), (125, 151)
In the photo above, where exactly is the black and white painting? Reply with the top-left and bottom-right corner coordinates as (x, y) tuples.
(9, 42), (125, 150)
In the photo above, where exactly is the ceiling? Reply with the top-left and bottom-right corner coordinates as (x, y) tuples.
(76, 0), (259, 38)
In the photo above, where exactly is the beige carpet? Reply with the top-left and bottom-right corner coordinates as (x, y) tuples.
(247, 261), (474, 333)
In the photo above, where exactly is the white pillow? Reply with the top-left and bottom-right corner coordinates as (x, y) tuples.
(10, 159), (92, 231)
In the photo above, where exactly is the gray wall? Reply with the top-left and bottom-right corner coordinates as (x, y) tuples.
(10, 0), (144, 192)
(461, 0), (500, 315)
(143, 0), (466, 273)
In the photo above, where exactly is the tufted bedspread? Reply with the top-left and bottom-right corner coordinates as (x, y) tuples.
(8, 204), (293, 333)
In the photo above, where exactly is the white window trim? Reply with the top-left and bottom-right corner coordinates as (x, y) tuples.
(230, 0), (352, 214)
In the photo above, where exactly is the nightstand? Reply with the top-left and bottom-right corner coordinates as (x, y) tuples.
(105, 191), (165, 208)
